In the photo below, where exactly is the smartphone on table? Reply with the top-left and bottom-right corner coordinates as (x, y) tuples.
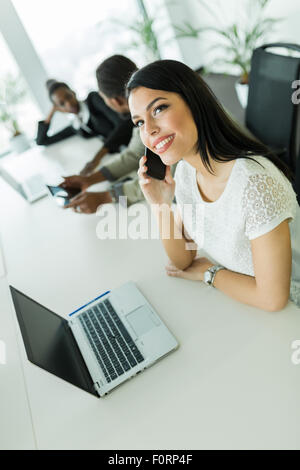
(145, 147), (166, 180)
(46, 185), (81, 207)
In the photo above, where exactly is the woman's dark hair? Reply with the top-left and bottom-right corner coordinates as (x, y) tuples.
(126, 60), (293, 181)
(46, 79), (71, 101)
(96, 55), (138, 98)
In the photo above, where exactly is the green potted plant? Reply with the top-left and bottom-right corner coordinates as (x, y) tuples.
(174, 0), (281, 107)
(111, 15), (161, 63)
(97, 0), (161, 64)
(0, 72), (30, 153)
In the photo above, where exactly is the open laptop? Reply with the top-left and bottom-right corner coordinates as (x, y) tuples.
(0, 167), (47, 203)
(0, 148), (63, 203)
(10, 282), (178, 397)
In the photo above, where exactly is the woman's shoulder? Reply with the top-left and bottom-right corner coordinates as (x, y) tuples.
(85, 91), (100, 102)
(236, 156), (294, 192)
(239, 156), (298, 228)
(85, 91), (108, 112)
(238, 155), (284, 176)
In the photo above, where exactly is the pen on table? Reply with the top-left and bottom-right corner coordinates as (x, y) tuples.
(69, 290), (111, 317)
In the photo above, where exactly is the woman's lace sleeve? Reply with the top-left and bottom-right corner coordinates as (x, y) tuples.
(242, 174), (297, 240)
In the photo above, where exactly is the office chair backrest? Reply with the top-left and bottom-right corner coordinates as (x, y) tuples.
(246, 43), (300, 173)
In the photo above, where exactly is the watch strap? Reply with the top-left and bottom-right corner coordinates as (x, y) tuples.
(206, 265), (226, 287)
(108, 186), (117, 204)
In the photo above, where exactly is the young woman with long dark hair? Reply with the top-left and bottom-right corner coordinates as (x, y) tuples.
(126, 60), (300, 311)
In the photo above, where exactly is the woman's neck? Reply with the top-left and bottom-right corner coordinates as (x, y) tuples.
(184, 152), (235, 183)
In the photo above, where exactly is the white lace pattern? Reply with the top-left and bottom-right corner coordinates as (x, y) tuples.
(242, 173), (296, 239)
(174, 156), (300, 309)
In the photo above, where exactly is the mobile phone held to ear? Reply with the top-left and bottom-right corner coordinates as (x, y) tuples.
(145, 147), (166, 180)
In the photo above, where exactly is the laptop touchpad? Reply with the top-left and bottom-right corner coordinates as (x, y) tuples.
(126, 306), (158, 336)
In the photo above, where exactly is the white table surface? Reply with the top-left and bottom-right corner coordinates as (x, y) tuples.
(0, 278), (36, 450)
(0, 137), (300, 450)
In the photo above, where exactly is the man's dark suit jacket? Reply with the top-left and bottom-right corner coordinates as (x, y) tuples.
(36, 91), (133, 153)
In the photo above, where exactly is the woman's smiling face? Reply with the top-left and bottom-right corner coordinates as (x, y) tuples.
(128, 87), (198, 166)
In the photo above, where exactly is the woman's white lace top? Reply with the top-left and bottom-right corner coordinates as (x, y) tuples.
(174, 156), (300, 307)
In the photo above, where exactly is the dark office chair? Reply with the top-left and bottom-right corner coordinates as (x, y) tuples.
(246, 43), (300, 202)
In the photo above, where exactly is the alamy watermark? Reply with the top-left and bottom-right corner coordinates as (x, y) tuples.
(95, 197), (200, 250)
(0, 340), (6, 365)
(291, 80), (300, 104)
(291, 340), (300, 365)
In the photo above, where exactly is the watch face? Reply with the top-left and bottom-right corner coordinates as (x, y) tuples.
(204, 271), (212, 285)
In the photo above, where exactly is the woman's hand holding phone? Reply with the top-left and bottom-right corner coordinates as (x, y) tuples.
(137, 155), (175, 207)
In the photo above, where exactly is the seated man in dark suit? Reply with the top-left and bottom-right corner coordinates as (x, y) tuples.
(36, 79), (133, 175)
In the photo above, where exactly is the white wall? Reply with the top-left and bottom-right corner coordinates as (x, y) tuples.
(163, 0), (300, 72)
(162, 0), (209, 70)
(265, 0), (300, 43)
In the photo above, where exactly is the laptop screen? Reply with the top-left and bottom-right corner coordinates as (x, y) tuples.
(9, 286), (98, 396)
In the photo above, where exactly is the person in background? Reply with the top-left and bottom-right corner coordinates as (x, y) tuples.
(61, 55), (145, 213)
(36, 79), (133, 175)
(127, 59), (300, 311)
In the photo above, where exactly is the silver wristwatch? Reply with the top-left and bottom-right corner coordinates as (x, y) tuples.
(204, 265), (226, 287)
(108, 187), (117, 204)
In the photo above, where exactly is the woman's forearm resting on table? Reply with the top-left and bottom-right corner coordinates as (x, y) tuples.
(154, 204), (196, 270)
(167, 258), (290, 312)
(162, 216), (291, 312)
(212, 268), (290, 312)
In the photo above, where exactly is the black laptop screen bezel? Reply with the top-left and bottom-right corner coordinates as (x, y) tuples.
(9, 286), (99, 397)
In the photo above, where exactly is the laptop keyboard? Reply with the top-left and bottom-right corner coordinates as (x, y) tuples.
(79, 299), (144, 383)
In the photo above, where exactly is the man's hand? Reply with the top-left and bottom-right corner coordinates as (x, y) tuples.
(165, 258), (213, 282)
(64, 191), (112, 214)
(60, 175), (92, 192)
(60, 170), (106, 192)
